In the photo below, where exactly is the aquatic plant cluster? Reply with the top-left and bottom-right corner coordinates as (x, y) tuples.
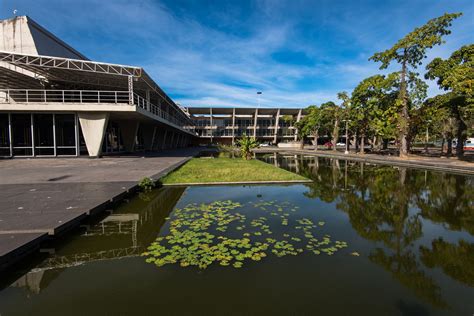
(143, 200), (348, 269)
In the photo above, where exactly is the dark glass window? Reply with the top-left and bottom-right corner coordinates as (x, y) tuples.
(34, 114), (54, 156)
(55, 114), (76, 147)
(0, 114), (10, 156)
(11, 114), (33, 156)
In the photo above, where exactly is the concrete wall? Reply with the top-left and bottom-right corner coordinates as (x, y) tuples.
(0, 16), (86, 59)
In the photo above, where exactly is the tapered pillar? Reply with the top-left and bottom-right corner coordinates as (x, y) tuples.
(78, 112), (109, 157)
(274, 109), (280, 144)
(161, 130), (168, 150)
(118, 121), (140, 152)
(294, 109), (302, 141)
(253, 108), (258, 138)
(141, 124), (156, 151)
(169, 132), (175, 149)
(231, 108), (236, 145)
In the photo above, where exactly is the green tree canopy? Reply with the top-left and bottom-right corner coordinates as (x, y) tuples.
(425, 44), (474, 156)
(370, 13), (462, 157)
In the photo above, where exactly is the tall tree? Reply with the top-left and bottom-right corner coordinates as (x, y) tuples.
(351, 75), (383, 154)
(319, 101), (340, 147)
(425, 44), (474, 157)
(370, 13), (462, 157)
(416, 94), (458, 156)
(296, 105), (323, 150)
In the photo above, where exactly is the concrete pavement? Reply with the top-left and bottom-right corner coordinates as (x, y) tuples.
(0, 148), (201, 270)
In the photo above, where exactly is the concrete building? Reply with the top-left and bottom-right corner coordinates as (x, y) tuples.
(0, 16), (196, 158)
(188, 107), (305, 145)
(0, 16), (305, 157)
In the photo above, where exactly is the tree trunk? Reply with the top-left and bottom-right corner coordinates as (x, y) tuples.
(455, 112), (466, 158)
(332, 117), (339, 151)
(354, 133), (359, 152)
(300, 137), (304, 149)
(399, 56), (409, 158)
(359, 134), (365, 154)
(314, 129), (319, 151)
(440, 137), (445, 156)
(447, 137), (453, 157)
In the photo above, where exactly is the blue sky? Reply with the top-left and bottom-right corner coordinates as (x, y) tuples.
(1, 0), (473, 108)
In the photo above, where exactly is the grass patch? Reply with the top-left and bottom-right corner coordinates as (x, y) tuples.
(161, 158), (308, 184)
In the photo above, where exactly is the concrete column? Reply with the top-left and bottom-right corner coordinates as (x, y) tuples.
(150, 126), (158, 150)
(118, 121), (140, 152)
(78, 112), (109, 157)
(169, 132), (175, 149)
(210, 108), (213, 144)
(146, 90), (151, 111)
(231, 108), (236, 146)
(161, 130), (168, 150)
(175, 133), (181, 148)
(294, 109), (302, 141)
(141, 124), (156, 151)
(152, 128), (162, 150)
(253, 108), (258, 138)
(274, 109), (280, 144)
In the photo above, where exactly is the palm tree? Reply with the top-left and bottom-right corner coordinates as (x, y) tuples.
(236, 133), (258, 160)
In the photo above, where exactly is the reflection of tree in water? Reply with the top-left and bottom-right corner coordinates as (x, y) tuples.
(298, 158), (449, 308)
(420, 239), (474, 287)
(416, 172), (474, 235)
(301, 158), (346, 203)
(414, 172), (474, 288)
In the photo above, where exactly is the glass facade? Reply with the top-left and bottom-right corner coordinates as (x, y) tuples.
(0, 113), (78, 157)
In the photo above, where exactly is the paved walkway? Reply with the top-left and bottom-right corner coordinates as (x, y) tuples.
(0, 148), (201, 270)
(254, 148), (474, 175)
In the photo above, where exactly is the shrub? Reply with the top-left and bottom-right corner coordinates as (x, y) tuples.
(138, 177), (155, 191)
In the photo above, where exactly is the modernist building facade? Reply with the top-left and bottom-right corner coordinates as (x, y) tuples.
(0, 16), (196, 158)
(0, 16), (304, 158)
(188, 107), (305, 145)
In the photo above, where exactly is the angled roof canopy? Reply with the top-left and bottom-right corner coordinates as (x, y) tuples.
(0, 50), (190, 120)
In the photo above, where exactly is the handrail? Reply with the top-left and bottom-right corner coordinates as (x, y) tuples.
(132, 93), (195, 131)
(0, 89), (196, 133)
(0, 89), (130, 104)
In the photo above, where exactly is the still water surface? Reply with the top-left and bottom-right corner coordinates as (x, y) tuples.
(0, 155), (472, 315)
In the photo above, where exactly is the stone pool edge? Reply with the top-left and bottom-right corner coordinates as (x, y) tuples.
(161, 179), (313, 186)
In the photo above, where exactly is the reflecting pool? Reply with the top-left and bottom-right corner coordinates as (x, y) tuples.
(0, 155), (472, 316)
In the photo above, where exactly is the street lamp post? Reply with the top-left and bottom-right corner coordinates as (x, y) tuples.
(343, 119), (351, 154)
(257, 91), (262, 108)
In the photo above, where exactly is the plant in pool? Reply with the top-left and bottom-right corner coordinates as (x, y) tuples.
(142, 199), (349, 269)
(138, 177), (155, 191)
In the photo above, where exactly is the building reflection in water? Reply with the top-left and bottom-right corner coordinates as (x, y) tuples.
(10, 186), (186, 295)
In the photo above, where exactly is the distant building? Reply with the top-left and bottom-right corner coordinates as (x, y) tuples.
(188, 107), (305, 145)
(0, 16), (305, 158)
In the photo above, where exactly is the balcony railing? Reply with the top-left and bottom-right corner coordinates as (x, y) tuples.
(0, 89), (195, 133)
(0, 89), (131, 104)
(133, 94), (194, 132)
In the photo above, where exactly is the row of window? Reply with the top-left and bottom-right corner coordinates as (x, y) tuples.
(193, 119), (293, 127)
(196, 128), (296, 137)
